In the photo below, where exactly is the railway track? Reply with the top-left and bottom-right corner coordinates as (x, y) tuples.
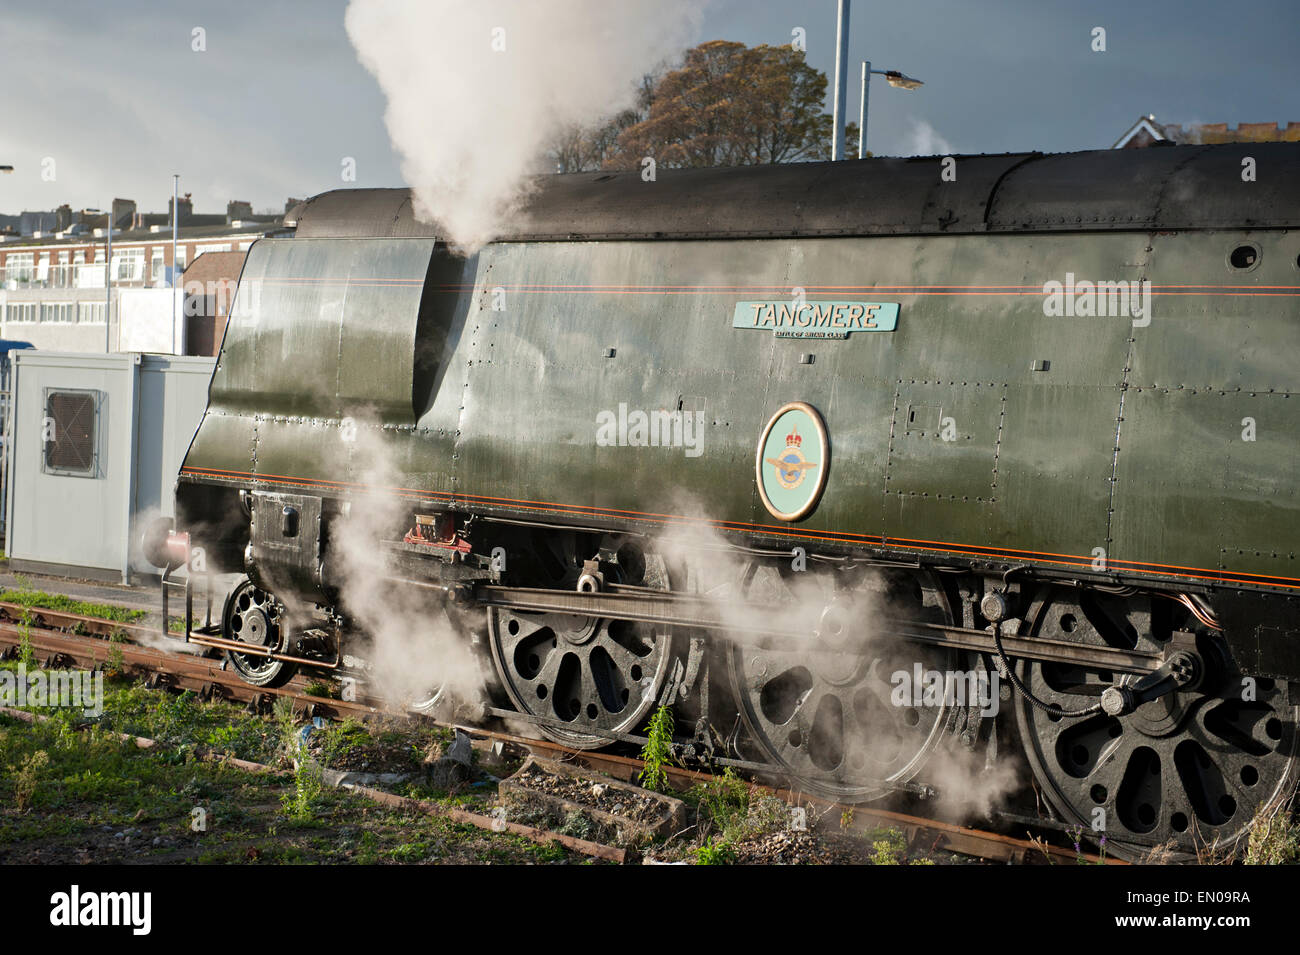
(0, 600), (1117, 865)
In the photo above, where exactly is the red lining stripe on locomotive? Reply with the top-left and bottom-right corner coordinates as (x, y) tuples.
(178, 465), (1300, 590)
(235, 277), (1300, 295)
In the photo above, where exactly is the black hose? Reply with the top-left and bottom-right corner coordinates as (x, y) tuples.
(993, 627), (1103, 719)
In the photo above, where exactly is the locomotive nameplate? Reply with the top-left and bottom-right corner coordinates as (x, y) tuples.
(733, 300), (898, 339)
(755, 402), (830, 522)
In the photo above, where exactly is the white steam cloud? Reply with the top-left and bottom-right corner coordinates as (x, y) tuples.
(651, 498), (1019, 820)
(901, 118), (954, 157)
(326, 425), (486, 713)
(345, 0), (704, 253)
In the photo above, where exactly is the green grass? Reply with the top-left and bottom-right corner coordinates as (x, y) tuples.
(866, 827), (907, 865)
(0, 589), (146, 624)
(694, 837), (737, 865)
(688, 768), (750, 836)
(1244, 806), (1300, 865)
(313, 717), (371, 768)
(0, 664), (583, 865)
(685, 767), (789, 849)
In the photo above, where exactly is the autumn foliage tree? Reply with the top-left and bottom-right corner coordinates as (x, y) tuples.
(550, 40), (852, 172)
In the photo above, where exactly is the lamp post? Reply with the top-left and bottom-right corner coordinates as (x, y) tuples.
(105, 207), (113, 352)
(858, 61), (924, 158)
(831, 0), (851, 160)
(171, 174), (179, 355)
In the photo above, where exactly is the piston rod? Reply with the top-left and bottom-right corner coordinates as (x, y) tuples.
(472, 584), (1163, 675)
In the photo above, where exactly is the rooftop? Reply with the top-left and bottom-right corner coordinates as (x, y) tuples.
(0, 220), (289, 249)
(1114, 116), (1300, 148)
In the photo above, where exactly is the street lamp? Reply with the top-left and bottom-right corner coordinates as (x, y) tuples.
(172, 174), (179, 355)
(0, 165), (13, 174)
(858, 61), (924, 158)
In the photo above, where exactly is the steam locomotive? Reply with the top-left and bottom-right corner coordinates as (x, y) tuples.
(157, 142), (1300, 858)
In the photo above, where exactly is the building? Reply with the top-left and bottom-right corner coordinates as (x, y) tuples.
(0, 201), (288, 355)
(1114, 115), (1300, 148)
(3, 351), (215, 582)
(181, 251), (246, 356)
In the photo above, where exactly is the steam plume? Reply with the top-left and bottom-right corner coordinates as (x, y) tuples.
(345, 0), (704, 253)
(325, 424), (485, 712)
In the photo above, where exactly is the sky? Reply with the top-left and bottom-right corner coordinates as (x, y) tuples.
(0, 0), (1296, 216)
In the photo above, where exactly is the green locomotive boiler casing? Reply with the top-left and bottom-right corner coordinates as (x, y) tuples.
(176, 143), (1300, 671)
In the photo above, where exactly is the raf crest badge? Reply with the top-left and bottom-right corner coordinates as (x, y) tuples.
(756, 402), (829, 521)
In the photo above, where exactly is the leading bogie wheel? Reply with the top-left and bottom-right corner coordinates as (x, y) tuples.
(221, 578), (298, 688)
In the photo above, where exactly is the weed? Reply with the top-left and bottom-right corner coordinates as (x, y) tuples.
(303, 680), (334, 699)
(153, 690), (200, 743)
(1027, 831), (1058, 864)
(281, 755), (325, 822)
(690, 768), (749, 835)
(688, 769), (788, 847)
(13, 749), (49, 811)
(205, 724), (243, 753)
(861, 826), (909, 865)
(106, 630), (126, 675)
(16, 623), (33, 669)
(355, 830), (380, 864)
(694, 837), (736, 865)
(272, 696), (324, 821)
(1066, 824), (1108, 865)
(272, 696), (297, 757)
(1244, 801), (1300, 865)
(558, 810), (594, 840)
(386, 841), (428, 861)
(530, 840), (568, 863)
(638, 704), (675, 792)
(316, 717), (369, 769)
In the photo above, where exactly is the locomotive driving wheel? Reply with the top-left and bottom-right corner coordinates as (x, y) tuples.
(487, 534), (677, 749)
(222, 578), (298, 688)
(1013, 588), (1299, 861)
(727, 561), (966, 802)
(402, 602), (481, 716)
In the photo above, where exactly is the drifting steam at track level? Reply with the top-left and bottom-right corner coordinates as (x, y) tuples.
(344, 0), (704, 253)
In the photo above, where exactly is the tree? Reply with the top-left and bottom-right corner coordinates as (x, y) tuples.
(550, 74), (656, 173)
(548, 40), (851, 172)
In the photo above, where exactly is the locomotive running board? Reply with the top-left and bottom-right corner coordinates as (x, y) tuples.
(473, 584), (1163, 675)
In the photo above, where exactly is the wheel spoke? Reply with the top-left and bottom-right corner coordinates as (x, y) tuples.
(729, 563), (960, 800)
(487, 541), (674, 748)
(530, 644), (565, 691)
(497, 613), (548, 655)
(1083, 730), (1135, 789)
(594, 630), (642, 675)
